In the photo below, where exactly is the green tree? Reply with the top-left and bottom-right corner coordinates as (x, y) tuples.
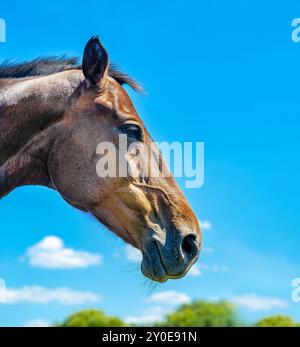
(156, 300), (242, 327)
(58, 309), (126, 327)
(255, 315), (296, 327)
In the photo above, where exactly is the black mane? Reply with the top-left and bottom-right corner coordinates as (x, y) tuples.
(0, 56), (142, 91)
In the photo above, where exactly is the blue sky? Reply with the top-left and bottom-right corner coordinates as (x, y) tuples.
(0, 0), (300, 326)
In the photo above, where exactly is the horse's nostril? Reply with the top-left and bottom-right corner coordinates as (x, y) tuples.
(181, 234), (199, 259)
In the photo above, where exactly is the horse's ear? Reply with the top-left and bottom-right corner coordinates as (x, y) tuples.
(82, 36), (109, 85)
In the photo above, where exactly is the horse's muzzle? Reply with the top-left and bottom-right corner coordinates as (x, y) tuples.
(141, 232), (201, 282)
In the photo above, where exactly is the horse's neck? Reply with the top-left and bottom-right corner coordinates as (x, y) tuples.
(0, 70), (83, 198)
(0, 70), (83, 164)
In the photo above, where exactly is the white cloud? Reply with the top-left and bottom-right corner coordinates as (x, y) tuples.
(25, 236), (102, 269)
(202, 247), (215, 254)
(231, 293), (288, 311)
(189, 264), (202, 276)
(199, 220), (212, 231)
(188, 263), (228, 277)
(125, 314), (160, 325)
(211, 265), (229, 272)
(24, 319), (50, 327)
(126, 291), (190, 325)
(198, 263), (210, 271)
(125, 245), (142, 263)
(125, 307), (167, 325)
(146, 291), (191, 306)
(0, 286), (101, 305)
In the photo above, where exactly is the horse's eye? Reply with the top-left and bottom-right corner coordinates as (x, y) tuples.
(119, 124), (143, 141)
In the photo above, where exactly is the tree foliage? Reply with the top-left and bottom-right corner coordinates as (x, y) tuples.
(255, 315), (296, 327)
(58, 309), (126, 327)
(55, 302), (299, 328)
(156, 300), (242, 327)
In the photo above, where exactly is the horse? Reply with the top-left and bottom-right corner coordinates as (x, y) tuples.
(0, 36), (202, 282)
